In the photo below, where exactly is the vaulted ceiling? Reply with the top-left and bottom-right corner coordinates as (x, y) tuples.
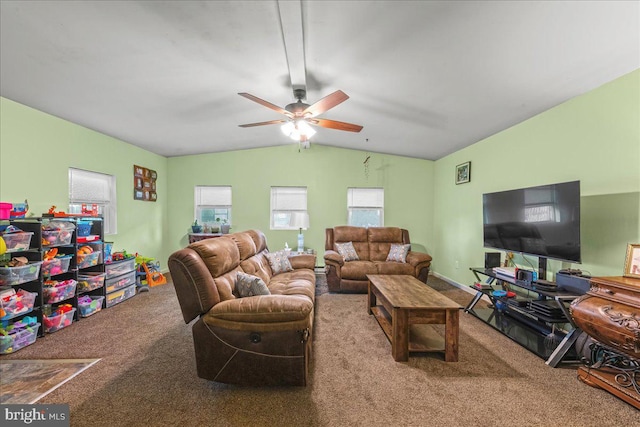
(1, 1), (638, 160)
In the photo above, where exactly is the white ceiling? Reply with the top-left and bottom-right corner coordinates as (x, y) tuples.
(1, 1), (638, 160)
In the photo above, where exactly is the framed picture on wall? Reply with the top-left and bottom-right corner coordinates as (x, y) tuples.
(134, 164), (158, 202)
(456, 161), (471, 185)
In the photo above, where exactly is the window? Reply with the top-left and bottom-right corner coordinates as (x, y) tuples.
(195, 186), (232, 225)
(270, 186), (307, 230)
(68, 168), (117, 234)
(348, 187), (384, 227)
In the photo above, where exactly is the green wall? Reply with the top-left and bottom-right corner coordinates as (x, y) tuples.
(0, 97), (169, 263)
(3, 69), (637, 278)
(167, 144), (435, 264)
(433, 69), (640, 284)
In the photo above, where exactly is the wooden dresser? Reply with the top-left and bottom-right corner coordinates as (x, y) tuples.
(570, 276), (640, 409)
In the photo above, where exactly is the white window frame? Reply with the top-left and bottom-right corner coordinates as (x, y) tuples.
(270, 186), (308, 230)
(68, 168), (117, 234)
(347, 187), (384, 227)
(194, 186), (232, 226)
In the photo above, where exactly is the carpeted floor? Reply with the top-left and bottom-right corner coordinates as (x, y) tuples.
(0, 274), (637, 426)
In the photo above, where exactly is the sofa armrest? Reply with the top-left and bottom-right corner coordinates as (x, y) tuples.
(406, 251), (432, 267)
(288, 253), (316, 270)
(208, 294), (313, 323)
(324, 249), (344, 266)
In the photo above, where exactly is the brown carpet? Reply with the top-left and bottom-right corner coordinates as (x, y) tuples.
(1, 274), (637, 426)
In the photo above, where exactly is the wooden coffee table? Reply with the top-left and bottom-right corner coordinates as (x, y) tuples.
(367, 274), (462, 362)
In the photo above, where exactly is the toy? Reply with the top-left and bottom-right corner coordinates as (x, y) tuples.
(9, 199), (28, 218)
(110, 250), (134, 262)
(135, 255), (167, 289)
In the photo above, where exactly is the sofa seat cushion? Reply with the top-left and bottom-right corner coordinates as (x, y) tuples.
(268, 269), (316, 301)
(341, 260), (378, 280)
(206, 294), (313, 325)
(374, 261), (415, 276)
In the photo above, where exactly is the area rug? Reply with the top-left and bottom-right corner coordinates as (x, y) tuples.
(0, 359), (100, 404)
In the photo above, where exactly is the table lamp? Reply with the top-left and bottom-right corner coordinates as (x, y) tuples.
(290, 212), (309, 253)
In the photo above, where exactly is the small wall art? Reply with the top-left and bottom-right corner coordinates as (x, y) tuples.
(456, 161), (471, 185)
(134, 165), (157, 202)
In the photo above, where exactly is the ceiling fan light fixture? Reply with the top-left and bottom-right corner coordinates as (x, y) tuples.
(281, 119), (316, 142)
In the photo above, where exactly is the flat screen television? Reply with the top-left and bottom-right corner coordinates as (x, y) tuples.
(482, 180), (581, 263)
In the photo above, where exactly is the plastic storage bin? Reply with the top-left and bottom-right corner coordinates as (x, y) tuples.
(43, 279), (77, 304)
(42, 256), (72, 277)
(78, 296), (104, 318)
(105, 258), (135, 278)
(76, 221), (93, 237)
(43, 307), (76, 333)
(0, 261), (42, 286)
(77, 251), (101, 270)
(105, 270), (136, 293)
(1, 232), (34, 252)
(41, 229), (74, 246)
(106, 284), (136, 308)
(0, 322), (40, 354)
(77, 272), (106, 292)
(0, 288), (37, 320)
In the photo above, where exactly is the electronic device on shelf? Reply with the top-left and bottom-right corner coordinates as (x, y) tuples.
(532, 279), (558, 291)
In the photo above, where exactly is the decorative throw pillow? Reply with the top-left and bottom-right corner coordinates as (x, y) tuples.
(336, 241), (359, 261)
(236, 272), (271, 297)
(386, 244), (411, 263)
(265, 250), (294, 275)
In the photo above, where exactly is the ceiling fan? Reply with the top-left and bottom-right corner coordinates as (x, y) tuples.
(238, 89), (363, 142)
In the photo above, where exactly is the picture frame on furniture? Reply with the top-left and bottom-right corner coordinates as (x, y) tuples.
(623, 243), (640, 278)
(456, 161), (471, 185)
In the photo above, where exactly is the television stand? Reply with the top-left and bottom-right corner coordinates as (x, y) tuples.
(464, 267), (582, 367)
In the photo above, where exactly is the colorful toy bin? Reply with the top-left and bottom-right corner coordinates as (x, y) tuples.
(0, 320), (40, 354)
(43, 279), (77, 304)
(76, 221), (93, 237)
(43, 306), (76, 333)
(41, 221), (75, 246)
(0, 261), (42, 286)
(42, 255), (72, 277)
(1, 231), (34, 253)
(0, 288), (37, 321)
(78, 295), (104, 318)
(77, 272), (106, 292)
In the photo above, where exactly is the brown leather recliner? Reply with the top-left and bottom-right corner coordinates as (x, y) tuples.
(168, 229), (316, 386)
(324, 226), (432, 293)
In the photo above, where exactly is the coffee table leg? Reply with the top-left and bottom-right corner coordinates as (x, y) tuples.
(445, 309), (459, 362)
(392, 308), (409, 361)
(367, 281), (376, 315)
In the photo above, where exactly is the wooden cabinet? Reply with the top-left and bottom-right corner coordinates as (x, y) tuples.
(570, 276), (640, 409)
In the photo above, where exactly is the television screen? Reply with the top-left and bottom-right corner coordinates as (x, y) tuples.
(483, 181), (581, 263)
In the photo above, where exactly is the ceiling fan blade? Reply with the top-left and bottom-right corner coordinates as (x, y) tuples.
(310, 118), (363, 133)
(303, 90), (349, 117)
(238, 93), (293, 118)
(238, 119), (288, 128)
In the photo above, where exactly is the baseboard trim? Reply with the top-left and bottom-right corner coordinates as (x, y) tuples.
(431, 271), (491, 303)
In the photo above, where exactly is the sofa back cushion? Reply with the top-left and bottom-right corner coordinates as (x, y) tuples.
(191, 236), (241, 278)
(332, 226), (370, 260)
(232, 232), (258, 260)
(368, 227), (405, 261)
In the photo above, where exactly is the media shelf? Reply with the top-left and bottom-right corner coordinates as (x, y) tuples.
(465, 267), (580, 366)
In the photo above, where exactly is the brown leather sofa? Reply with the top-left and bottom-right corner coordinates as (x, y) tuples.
(324, 226), (432, 293)
(168, 229), (316, 386)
